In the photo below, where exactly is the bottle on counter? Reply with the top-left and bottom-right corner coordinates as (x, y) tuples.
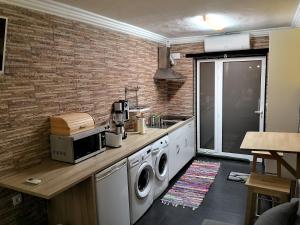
(137, 113), (146, 134)
(150, 115), (155, 127)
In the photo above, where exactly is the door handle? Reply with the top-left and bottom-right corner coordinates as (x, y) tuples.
(254, 98), (263, 115)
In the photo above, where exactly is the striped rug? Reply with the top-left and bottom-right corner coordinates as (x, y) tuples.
(161, 161), (220, 210)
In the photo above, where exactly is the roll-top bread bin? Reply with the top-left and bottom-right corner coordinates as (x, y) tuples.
(50, 112), (95, 136)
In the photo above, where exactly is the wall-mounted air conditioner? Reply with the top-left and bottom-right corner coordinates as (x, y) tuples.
(204, 33), (250, 52)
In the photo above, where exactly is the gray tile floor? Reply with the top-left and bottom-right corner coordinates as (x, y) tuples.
(136, 156), (260, 225)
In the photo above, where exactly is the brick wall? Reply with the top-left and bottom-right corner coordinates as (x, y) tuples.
(0, 3), (167, 225)
(250, 36), (270, 49)
(168, 36), (269, 116)
(168, 43), (204, 116)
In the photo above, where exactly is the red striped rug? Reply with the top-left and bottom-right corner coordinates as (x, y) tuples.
(161, 161), (220, 210)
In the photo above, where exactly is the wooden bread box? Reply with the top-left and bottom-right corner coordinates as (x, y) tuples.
(50, 113), (95, 136)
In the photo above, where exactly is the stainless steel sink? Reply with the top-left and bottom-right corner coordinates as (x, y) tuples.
(159, 120), (178, 129)
(150, 115), (192, 129)
(160, 115), (191, 121)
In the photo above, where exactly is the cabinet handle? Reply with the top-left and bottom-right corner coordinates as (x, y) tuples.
(96, 161), (127, 181)
(185, 138), (188, 147)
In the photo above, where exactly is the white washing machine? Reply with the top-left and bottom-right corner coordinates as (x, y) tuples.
(152, 135), (169, 200)
(128, 145), (154, 224)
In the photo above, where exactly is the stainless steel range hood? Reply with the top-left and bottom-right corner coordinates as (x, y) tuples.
(153, 47), (185, 82)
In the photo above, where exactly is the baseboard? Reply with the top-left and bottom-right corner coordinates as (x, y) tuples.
(196, 152), (250, 162)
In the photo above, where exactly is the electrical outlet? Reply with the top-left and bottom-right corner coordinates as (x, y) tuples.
(12, 193), (22, 207)
(170, 52), (181, 60)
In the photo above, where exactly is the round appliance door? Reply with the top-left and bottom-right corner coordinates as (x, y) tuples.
(135, 162), (154, 199)
(155, 151), (168, 181)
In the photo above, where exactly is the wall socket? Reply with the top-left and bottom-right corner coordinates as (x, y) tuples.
(170, 52), (181, 60)
(12, 193), (22, 207)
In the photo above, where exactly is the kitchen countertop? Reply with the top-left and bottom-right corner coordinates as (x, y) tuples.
(0, 117), (194, 199)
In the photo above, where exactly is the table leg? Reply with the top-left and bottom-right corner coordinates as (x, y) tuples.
(276, 160), (281, 177)
(245, 189), (256, 225)
(270, 152), (297, 178)
(296, 153), (300, 179)
(252, 155), (257, 173)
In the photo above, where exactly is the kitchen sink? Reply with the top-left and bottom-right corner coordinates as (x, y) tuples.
(160, 115), (191, 122)
(150, 115), (192, 129)
(159, 120), (178, 129)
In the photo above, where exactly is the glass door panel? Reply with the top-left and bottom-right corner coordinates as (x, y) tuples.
(197, 57), (266, 160)
(222, 60), (262, 154)
(199, 62), (215, 150)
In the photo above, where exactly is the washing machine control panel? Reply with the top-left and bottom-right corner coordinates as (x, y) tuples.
(129, 146), (152, 167)
(142, 148), (151, 160)
(152, 136), (169, 150)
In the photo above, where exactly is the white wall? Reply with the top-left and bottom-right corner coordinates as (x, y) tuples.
(265, 28), (300, 178)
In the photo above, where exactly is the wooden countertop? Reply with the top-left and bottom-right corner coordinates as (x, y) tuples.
(241, 131), (300, 153)
(0, 117), (194, 199)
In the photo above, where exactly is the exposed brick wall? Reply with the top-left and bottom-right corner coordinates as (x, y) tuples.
(250, 36), (270, 49)
(0, 3), (167, 225)
(168, 36), (269, 116)
(0, 3), (167, 175)
(168, 43), (204, 116)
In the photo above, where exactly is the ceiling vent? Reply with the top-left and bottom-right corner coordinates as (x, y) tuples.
(153, 47), (185, 82)
(204, 33), (250, 52)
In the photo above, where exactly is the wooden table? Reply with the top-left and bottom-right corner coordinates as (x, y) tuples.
(241, 132), (300, 178)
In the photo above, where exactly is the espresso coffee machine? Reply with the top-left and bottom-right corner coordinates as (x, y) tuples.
(112, 100), (129, 139)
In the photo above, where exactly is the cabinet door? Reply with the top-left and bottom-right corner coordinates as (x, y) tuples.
(168, 128), (183, 180)
(181, 130), (190, 166)
(179, 121), (194, 167)
(95, 160), (130, 225)
(168, 120), (196, 180)
(186, 119), (196, 160)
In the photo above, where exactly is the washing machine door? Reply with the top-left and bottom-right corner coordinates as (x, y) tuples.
(135, 162), (154, 199)
(155, 151), (168, 181)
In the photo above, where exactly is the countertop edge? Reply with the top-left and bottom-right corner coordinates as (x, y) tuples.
(0, 116), (195, 199)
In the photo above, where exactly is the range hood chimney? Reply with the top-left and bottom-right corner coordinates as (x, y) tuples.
(153, 47), (185, 82)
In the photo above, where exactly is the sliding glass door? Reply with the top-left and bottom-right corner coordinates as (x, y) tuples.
(199, 62), (215, 150)
(196, 57), (266, 160)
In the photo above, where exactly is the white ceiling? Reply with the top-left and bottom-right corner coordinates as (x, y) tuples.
(54, 0), (299, 38)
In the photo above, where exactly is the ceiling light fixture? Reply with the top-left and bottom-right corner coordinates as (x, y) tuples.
(186, 14), (232, 31)
(202, 14), (226, 31)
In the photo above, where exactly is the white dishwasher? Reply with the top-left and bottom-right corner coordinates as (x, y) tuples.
(95, 158), (130, 225)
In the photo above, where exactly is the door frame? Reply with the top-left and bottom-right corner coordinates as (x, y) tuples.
(196, 57), (267, 161)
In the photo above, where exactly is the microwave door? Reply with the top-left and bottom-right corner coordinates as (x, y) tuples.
(73, 133), (101, 163)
